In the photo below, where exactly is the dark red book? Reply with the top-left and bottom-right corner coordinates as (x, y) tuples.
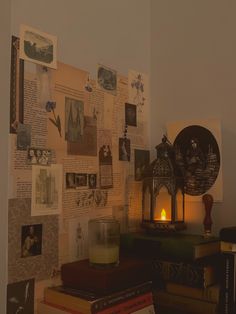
(61, 256), (152, 295)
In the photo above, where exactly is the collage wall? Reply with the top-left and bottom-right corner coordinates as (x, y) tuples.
(7, 30), (150, 312)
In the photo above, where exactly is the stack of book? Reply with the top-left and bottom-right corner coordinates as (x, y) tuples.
(219, 226), (236, 314)
(38, 257), (155, 314)
(121, 232), (221, 314)
(38, 281), (155, 314)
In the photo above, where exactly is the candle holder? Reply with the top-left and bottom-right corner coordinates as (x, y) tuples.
(142, 136), (186, 233)
(202, 194), (213, 237)
(88, 218), (120, 268)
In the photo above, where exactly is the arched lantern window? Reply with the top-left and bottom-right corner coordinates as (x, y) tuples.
(142, 136), (186, 232)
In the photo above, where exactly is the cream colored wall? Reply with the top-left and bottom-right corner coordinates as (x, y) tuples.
(0, 0), (10, 311)
(150, 0), (236, 235)
(11, 0), (150, 76)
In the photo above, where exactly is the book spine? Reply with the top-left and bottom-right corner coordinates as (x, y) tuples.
(132, 304), (155, 314)
(153, 290), (218, 314)
(38, 301), (84, 314)
(166, 282), (219, 303)
(44, 282), (152, 313)
(121, 233), (220, 262)
(221, 241), (236, 252)
(96, 292), (153, 314)
(44, 289), (88, 312)
(91, 282), (152, 313)
(219, 253), (236, 314)
(152, 259), (215, 288)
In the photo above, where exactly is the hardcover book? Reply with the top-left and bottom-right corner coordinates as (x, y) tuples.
(153, 289), (218, 314)
(38, 300), (155, 314)
(220, 226), (236, 243)
(120, 232), (220, 262)
(152, 255), (220, 288)
(38, 301), (82, 313)
(166, 282), (220, 303)
(219, 252), (236, 314)
(221, 241), (236, 252)
(44, 281), (153, 314)
(61, 256), (151, 295)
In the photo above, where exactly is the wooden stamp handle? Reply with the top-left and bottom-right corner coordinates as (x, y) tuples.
(202, 194), (213, 236)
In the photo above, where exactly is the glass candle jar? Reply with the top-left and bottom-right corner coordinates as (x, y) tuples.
(88, 218), (120, 268)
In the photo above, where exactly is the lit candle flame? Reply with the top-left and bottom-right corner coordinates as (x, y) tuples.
(161, 208), (166, 221)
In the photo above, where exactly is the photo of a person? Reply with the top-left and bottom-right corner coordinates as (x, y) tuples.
(27, 148), (51, 165)
(7, 278), (34, 314)
(75, 222), (85, 259)
(130, 73), (145, 111)
(65, 97), (84, 143)
(36, 149), (42, 163)
(186, 138), (205, 175)
(99, 145), (112, 164)
(75, 174), (87, 187)
(21, 224), (42, 258)
(28, 149), (37, 164)
(88, 174), (97, 189)
(66, 173), (75, 189)
(125, 103), (137, 127)
(173, 125), (220, 195)
(119, 138), (131, 161)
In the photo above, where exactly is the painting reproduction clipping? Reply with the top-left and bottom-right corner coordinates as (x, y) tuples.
(20, 24), (57, 69)
(173, 125), (220, 196)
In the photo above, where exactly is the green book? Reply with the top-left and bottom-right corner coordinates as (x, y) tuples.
(120, 232), (220, 262)
(153, 289), (218, 314)
(152, 257), (220, 288)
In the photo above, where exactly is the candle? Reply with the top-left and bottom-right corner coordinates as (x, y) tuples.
(89, 245), (119, 265)
(161, 208), (167, 221)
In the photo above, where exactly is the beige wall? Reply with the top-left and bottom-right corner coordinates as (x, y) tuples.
(0, 0), (10, 311)
(11, 0), (150, 76)
(151, 0), (236, 234)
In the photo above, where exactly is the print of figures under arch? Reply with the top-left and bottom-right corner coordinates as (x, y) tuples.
(65, 97), (84, 142)
(173, 125), (220, 196)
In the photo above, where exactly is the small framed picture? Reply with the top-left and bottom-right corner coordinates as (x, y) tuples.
(21, 224), (42, 258)
(97, 64), (117, 95)
(119, 138), (131, 161)
(125, 103), (137, 127)
(75, 173), (87, 188)
(17, 123), (31, 150)
(66, 172), (76, 189)
(20, 24), (57, 69)
(7, 279), (35, 313)
(27, 147), (51, 165)
(88, 174), (97, 189)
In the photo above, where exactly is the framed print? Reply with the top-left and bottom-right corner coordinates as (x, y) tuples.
(125, 103), (137, 127)
(20, 24), (57, 69)
(31, 164), (62, 216)
(97, 64), (117, 95)
(167, 119), (223, 202)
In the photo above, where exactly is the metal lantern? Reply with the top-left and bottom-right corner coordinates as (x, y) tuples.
(142, 135), (186, 232)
